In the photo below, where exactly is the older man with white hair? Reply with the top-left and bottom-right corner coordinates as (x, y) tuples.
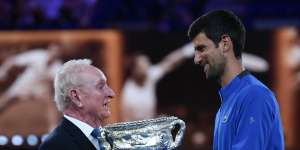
(39, 59), (115, 150)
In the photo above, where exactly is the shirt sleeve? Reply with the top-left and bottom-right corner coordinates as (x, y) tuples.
(232, 85), (275, 150)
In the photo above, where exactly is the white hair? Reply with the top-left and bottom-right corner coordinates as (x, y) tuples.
(54, 59), (92, 111)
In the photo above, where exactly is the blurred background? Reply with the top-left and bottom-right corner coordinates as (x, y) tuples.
(0, 0), (300, 150)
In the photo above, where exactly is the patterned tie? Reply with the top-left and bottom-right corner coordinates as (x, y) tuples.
(91, 128), (106, 150)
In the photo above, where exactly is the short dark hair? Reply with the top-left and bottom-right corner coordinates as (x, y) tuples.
(187, 10), (246, 58)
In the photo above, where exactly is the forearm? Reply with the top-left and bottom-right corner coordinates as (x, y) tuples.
(0, 60), (14, 79)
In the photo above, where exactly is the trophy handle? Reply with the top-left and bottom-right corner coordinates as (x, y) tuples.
(170, 119), (186, 149)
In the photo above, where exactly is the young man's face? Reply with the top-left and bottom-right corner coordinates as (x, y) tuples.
(193, 33), (226, 80)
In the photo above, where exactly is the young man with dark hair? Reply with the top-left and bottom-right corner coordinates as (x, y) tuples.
(188, 10), (284, 149)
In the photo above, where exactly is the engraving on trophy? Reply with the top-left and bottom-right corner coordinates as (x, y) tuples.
(102, 116), (186, 150)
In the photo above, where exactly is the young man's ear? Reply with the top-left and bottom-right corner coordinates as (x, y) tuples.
(221, 34), (232, 52)
(69, 89), (82, 107)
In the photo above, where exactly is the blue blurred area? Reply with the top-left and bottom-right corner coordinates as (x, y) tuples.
(204, 0), (300, 29)
(0, 0), (299, 31)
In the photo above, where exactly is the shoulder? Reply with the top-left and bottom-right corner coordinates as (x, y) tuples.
(39, 121), (74, 150)
(40, 118), (96, 150)
(238, 83), (278, 112)
(243, 84), (272, 96)
(39, 126), (66, 148)
(240, 75), (275, 102)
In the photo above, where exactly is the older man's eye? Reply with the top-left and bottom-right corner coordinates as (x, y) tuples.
(98, 84), (104, 89)
(100, 83), (109, 90)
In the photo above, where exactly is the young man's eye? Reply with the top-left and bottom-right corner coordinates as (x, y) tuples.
(195, 45), (206, 52)
(200, 48), (206, 52)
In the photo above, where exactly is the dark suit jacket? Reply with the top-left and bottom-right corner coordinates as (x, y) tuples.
(39, 117), (97, 150)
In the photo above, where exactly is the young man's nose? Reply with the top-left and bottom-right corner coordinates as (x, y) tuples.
(194, 52), (203, 65)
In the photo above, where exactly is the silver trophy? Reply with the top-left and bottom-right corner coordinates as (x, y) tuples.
(101, 116), (186, 150)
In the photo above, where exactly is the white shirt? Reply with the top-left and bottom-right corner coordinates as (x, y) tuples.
(64, 115), (101, 150)
(121, 65), (164, 121)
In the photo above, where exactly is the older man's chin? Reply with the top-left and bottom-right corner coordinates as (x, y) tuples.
(104, 111), (112, 118)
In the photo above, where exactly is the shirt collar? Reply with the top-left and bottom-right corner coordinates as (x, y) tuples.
(64, 115), (97, 139)
(219, 70), (250, 103)
(237, 70), (250, 79)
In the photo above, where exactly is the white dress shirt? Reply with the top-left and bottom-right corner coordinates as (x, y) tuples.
(64, 115), (101, 150)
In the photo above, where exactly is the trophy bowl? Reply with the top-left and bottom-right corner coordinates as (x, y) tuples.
(102, 116), (186, 150)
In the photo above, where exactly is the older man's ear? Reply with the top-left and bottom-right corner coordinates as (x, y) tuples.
(69, 89), (82, 108)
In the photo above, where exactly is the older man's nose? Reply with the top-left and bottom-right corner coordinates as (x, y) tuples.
(107, 87), (116, 98)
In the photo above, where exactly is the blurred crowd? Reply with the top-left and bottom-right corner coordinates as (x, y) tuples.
(0, 0), (205, 32)
(1, 0), (300, 31)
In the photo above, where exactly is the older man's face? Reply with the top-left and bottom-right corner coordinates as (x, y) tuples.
(78, 66), (116, 121)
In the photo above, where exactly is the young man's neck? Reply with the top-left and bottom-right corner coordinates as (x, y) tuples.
(220, 58), (244, 87)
